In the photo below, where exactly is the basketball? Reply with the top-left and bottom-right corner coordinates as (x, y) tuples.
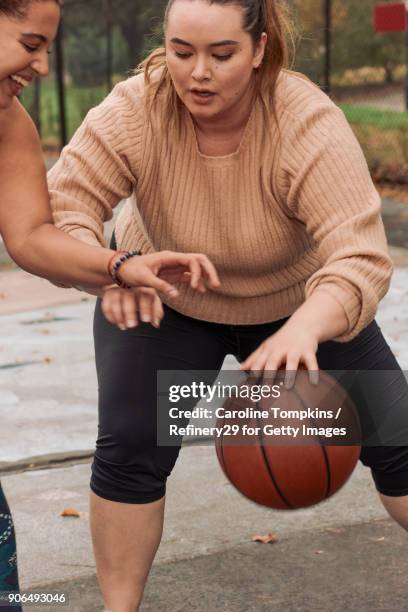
(215, 368), (361, 509)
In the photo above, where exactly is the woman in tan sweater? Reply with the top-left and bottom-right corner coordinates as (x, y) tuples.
(48, 0), (408, 610)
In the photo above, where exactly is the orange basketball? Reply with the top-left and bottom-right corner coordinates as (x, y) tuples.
(215, 368), (361, 509)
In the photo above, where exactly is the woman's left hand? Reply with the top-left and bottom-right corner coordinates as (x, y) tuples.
(239, 322), (320, 388)
(101, 285), (164, 330)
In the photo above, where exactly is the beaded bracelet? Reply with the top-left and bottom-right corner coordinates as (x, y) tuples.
(110, 250), (142, 288)
(107, 250), (126, 278)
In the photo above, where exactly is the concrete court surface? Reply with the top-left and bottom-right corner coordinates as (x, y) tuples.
(0, 246), (407, 611)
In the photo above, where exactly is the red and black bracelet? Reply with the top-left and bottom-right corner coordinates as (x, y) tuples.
(108, 250), (141, 288)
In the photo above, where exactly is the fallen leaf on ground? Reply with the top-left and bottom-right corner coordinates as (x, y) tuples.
(325, 527), (345, 534)
(251, 532), (278, 544)
(0, 293), (6, 299)
(373, 536), (385, 542)
(60, 508), (81, 518)
(314, 550), (324, 555)
(42, 357), (51, 364)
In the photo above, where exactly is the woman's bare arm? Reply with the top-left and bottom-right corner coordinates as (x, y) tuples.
(0, 101), (221, 302)
(0, 101), (115, 287)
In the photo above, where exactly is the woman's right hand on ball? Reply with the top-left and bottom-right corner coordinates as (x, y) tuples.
(118, 251), (221, 297)
(101, 286), (164, 330)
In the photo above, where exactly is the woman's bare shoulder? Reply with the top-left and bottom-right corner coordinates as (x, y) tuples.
(0, 99), (41, 156)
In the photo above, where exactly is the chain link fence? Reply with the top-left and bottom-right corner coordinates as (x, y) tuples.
(21, 0), (408, 172)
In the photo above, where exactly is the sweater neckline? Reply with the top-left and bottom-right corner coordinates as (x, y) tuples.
(185, 99), (257, 166)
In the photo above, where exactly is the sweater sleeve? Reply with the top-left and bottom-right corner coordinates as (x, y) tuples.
(47, 80), (143, 248)
(279, 103), (393, 343)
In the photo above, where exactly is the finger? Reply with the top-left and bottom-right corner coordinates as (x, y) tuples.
(101, 294), (116, 326)
(139, 269), (179, 298)
(111, 292), (127, 330)
(152, 293), (164, 328)
(179, 272), (192, 283)
(242, 348), (269, 375)
(302, 353), (320, 385)
(284, 355), (300, 389)
(240, 349), (260, 372)
(121, 291), (139, 329)
(240, 345), (268, 372)
(263, 359), (281, 385)
(197, 278), (207, 293)
(196, 255), (221, 288)
(156, 252), (215, 279)
(103, 291), (126, 330)
(188, 258), (201, 290)
(158, 253), (220, 289)
(138, 290), (155, 325)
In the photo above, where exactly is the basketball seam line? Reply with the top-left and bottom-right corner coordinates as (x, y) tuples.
(255, 411), (294, 509)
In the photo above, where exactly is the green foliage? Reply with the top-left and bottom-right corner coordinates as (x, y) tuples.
(62, 0), (167, 77)
(21, 79), (108, 143)
(339, 104), (408, 130)
(19, 0), (408, 172)
(331, 0), (404, 76)
(293, 0), (405, 83)
(65, 25), (129, 86)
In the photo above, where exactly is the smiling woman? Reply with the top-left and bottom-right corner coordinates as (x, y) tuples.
(0, 0), (60, 109)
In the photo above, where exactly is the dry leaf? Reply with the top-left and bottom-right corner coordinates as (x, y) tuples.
(373, 537), (385, 542)
(325, 527), (345, 534)
(0, 293), (6, 299)
(60, 508), (81, 518)
(251, 532), (278, 544)
(314, 550), (324, 555)
(42, 357), (51, 364)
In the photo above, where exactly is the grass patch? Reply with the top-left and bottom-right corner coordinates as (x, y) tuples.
(339, 104), (408, 130)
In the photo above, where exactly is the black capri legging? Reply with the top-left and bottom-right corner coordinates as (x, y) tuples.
(91, 280), (408, 504)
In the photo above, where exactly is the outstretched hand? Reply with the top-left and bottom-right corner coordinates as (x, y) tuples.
(102, 250), (221, 330)
(118, 251), (221, 298)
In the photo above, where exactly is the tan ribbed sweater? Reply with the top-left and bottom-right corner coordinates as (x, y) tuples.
(48, 69), (393, 342)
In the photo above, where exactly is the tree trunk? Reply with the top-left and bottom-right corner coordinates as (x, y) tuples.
(384, 60), (394, 84)
(120, 21), (144, 68)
